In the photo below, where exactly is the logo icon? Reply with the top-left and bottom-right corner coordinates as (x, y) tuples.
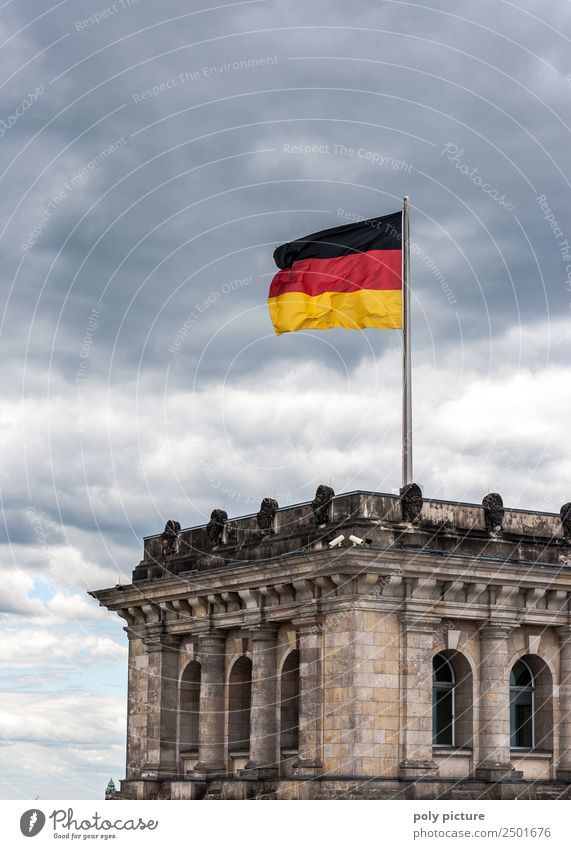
(19, 810), (46, 837)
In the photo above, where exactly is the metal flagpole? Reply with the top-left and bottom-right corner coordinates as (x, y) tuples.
(402, 196), (412, 487)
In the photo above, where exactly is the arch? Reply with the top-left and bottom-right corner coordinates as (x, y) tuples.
(508, 646), (557, 686)
(179, 660), (201, 753)
(432, 650), (474, 748)
(228, 655), (252, 752)
(280, 650), (300, 751)
(510, 654), (553, 751)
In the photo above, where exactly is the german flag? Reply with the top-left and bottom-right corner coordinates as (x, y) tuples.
(268, 211), (402, 335)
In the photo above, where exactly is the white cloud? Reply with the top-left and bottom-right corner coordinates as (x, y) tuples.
(1, 317), (570, 564)
(0, 628), (126, 670)
(45, 546), (118, 592)
(0, 741), (125, 800)
(0, 692), (126, 744)
(0, 572), (45, 617)
(46, 592), (107, 621)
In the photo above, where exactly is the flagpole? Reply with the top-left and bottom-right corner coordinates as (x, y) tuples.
(402, 196), (412, 487)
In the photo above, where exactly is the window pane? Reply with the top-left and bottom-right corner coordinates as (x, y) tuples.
(510, 688), (533, 748)
(516, 702), (533, 748)
(433, 688), (453, 745)
(511, 660), (532, 687)
(433, 654), (454, 684)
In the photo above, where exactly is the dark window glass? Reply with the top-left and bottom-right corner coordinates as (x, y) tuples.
(511, 660), (532, 687)
(433, 654), (455, 746)
(510, 660), (534, 748)
(433, 654), (454, 684)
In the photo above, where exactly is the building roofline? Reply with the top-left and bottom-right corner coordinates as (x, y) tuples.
(143, 488), (562, 540)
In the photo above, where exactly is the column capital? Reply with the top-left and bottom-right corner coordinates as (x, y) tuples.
(196, 629), (227, 648)
(291, 614), (324, 635)
(142, 632), (181, 653)
(124, 624), (146, 640)
(399, 612), (440, 632)
(248, 624), (279, 642)
(555, 625), (571, 645)
(478, 622), (515, 640)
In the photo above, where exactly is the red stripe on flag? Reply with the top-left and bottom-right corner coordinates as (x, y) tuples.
(269, 249), (402, 298)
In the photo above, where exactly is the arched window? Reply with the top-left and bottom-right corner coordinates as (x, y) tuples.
(433, 653), (455, 746)
(179, 660), (201, 752)
(510, 659), (534, 749)
(228, 656), (252, 752)
(280, 651), (300, 752)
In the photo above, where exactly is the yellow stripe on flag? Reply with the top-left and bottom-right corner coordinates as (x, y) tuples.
(268, 290), (403, 335)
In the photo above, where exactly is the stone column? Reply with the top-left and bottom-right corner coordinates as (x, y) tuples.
(125, 628), (148, 778)
(245, 626), (279, 775)
(194, 631), (227, 775)
(292, 617), (324, 775)
(399, 614), (439, 777)
(556, 626), (571, 780)
(143, 632), (181, 777)
(475, 623), (521, 780)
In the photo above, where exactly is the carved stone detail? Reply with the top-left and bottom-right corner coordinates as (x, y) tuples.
(311, 484), (335, 525)
(160, 519), (181, 558)
(257, 497), (278, 534)
(561, 502), (571, 540)
(400, 482), (423, 523)
(432, 619), (456, 646)
(482, 492), (504, 533)
(206, 509), (227, 546)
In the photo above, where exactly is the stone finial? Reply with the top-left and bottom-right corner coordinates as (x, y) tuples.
(206, 509), (228, 546)
(257, 497), (278, 534)
(311, 484), (335, 525)
(400, 482), (423, 523)
(482, 492), (504, 533)
(160, 519), (181, 558)
(561, 502), (571, 539)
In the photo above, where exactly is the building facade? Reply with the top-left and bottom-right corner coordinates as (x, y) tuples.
(91, 487), (571, 799)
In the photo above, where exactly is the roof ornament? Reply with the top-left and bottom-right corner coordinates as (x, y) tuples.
(482, 492), (504, 534)
(206, 509), (228, 546)
(160, 520), (181, 558)
(311, 484), (335, 525)
(400, 482), (423, 523)
(257, 497), (278, 534)
(560, 502), (571, 541)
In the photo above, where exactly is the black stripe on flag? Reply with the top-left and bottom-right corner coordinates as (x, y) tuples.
(273, 211), (402, 270)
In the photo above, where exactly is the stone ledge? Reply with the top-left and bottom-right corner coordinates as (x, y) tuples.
(113, 776), (571, 800)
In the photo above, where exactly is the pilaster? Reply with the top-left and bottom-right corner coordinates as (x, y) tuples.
(474, 623), (522, 780)
(398, 613), (439, 778)
(124, 627), (148, 778)
(244, 625), (279, 776)
(141, 632), (181, 777)
(193, 630), (227, 776)
(556, 626), (571, 780)
(292, 615), (324, 776)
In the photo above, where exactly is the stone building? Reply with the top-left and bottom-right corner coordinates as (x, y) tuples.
(91, 487), (571, 799)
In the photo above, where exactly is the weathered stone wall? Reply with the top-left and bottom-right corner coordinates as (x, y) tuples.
(323, 608), (400, 776)
(125, 634), (148, 779)
(119, 776), (571, 801)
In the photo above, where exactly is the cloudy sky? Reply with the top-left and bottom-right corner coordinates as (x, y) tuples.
(1, 0), (570, 799)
